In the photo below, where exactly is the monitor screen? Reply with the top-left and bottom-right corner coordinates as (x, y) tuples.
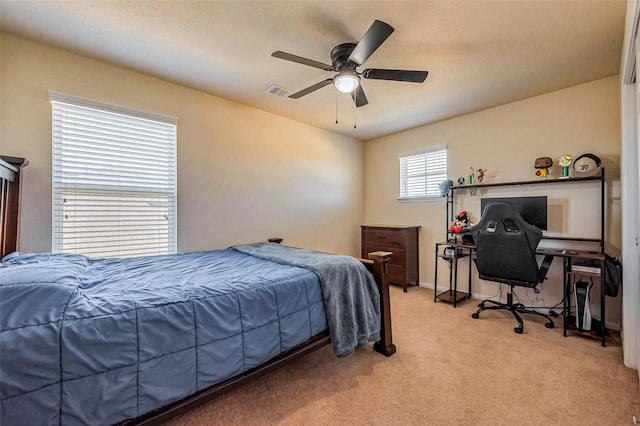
(480, 196), (548, 230)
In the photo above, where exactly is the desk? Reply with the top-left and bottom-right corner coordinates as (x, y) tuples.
(434, 242), (607, 346)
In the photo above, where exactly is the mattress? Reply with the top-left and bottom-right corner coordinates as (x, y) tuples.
(0, 249), (327, 425)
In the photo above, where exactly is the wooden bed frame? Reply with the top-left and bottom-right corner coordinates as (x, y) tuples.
(0, 157), (395, 425)
(0, 156), (28, 258)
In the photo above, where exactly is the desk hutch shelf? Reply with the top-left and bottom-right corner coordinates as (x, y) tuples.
(435, 170), (609, 345)
(444, 173), (605, 248)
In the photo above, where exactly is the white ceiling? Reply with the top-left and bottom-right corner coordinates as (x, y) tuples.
(0, 0), (627, 141)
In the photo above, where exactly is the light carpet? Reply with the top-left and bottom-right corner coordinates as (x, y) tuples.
(167, 286), (639, 425)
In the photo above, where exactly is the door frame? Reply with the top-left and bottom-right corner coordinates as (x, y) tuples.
(621, 0), (640, 371)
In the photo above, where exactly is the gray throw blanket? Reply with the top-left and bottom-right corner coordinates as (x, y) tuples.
(231, 243), (381, 358)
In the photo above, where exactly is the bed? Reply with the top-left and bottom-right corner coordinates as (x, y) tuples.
(0, 156), (395, 425)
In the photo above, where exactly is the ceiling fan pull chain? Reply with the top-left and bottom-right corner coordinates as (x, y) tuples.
(353, 92), (357, 129)
(335, 92), (339, 124)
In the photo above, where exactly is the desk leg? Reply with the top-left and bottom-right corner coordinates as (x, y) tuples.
(434, 245), (439, 303)
(453, 250), (459, 308)
(447, 256), (453, 302)
(600, 258), (606, 347)
(467, 248), (472, 299)
(563, 257), (569, 337)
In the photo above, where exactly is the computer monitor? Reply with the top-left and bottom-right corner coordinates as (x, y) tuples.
(480, 196), (548, 230)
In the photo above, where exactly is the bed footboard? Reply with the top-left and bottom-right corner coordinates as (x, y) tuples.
(361, 251), (395, 357)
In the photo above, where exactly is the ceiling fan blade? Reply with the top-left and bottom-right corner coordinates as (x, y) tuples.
(363, 69), (429, 83)
(272, 51), (334, 71)
(351, 85), (369, 107)
(289, 79), (334, 98)
(348, 20), (394, 66)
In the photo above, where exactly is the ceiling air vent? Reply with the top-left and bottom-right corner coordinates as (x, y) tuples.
(264, 84), (291, 97)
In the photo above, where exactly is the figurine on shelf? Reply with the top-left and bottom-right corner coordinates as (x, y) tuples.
(476, 168), (487, 183)
(467, 166), (474, 184)
(534, 157), (553, 178)
(558, 154), (573, 178)
(457, 177), (466, 185)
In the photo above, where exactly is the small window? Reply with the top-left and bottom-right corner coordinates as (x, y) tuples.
(399, 147), (447, 200)
(51, 92), (177, 258)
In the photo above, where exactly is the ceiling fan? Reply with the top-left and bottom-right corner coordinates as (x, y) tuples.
(272, 19), (428, 107)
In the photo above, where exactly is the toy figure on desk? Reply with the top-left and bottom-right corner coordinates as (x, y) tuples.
(476, 169), (487, 183)
(450, 210), (473, 234)
(467, 166), (474, 184)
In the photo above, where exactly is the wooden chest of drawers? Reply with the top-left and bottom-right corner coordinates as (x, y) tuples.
(361, 225), (420, 292)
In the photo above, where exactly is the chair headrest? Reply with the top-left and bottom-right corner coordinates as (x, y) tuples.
(471, 201), (542, 255)
(474, 202), (522, 228)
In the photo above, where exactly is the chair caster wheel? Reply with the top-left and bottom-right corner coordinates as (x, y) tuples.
(545, 323), (554, 329)
(514, 327), (523, 334)
(471, 313), (480, 319)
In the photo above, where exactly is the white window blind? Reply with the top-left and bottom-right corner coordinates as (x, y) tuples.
(399, 148), (447, 200)
(51, 93), (177, 258)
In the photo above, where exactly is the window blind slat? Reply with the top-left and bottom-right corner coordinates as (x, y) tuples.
(52, 97), (177, 258)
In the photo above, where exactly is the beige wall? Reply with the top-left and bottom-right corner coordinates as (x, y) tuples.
(364, 76), (622, 327)
(0, 33), (365, 256)
(0, 32), (623, 326)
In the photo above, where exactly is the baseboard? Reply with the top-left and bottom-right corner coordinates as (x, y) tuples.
(419, 281), (620, 331)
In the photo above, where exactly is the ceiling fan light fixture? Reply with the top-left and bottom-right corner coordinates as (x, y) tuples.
(334, 72), (360, 93)
(273, 20), (428, 109)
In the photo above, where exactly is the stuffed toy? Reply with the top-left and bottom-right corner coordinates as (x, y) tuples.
(449, 210), (473, 233)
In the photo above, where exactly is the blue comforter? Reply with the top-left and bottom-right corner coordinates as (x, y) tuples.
(0, 245), (379, 425)
(232, 243), (381, 358)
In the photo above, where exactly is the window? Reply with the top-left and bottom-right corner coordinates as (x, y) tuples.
(51, 91), (177, 258)
(399, 147), (447, 200)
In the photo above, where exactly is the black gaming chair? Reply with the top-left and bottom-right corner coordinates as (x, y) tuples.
(470, 202), (555, 334)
